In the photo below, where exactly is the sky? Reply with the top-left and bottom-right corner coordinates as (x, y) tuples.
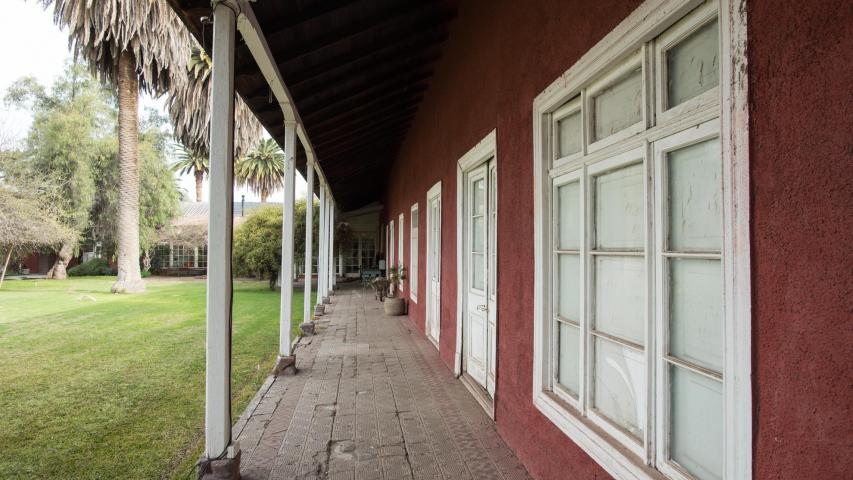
(0, 0), (306, 203)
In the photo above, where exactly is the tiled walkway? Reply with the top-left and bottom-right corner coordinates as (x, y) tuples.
(233, 284), (531, 480)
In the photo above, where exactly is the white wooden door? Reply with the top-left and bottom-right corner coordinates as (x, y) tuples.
(426, 192), (441, 344)
(486, 161), (497, 396)
(464, 160), (496, 393)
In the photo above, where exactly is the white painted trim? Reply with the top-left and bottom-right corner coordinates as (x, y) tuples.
(426, 181), (442, 348)
(410, 202), (419, 303)
(205, 1), (237, 459)
(279, 121), (297, 358)
(303, 163), (314, 323)
(532, 1), (751, 479)
(719, 1), (751, 478)
(317, 186), (327, 303)
(329, 200), (336, 290)
(398, 212), (405, 293)
(455, 130), (497, 378)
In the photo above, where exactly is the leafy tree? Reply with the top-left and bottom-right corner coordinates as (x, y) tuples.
(0, 179), (74, 288)
(89, 109), (181, 267)
(4, 63), (114, 279)
(236, 139), (285, 203)
(233, 206), (282, 290)
(233, 199), (319, 290)
(294, 199), (320, 270)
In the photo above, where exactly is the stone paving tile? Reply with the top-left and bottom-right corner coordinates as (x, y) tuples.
(235, 285), (531, 479)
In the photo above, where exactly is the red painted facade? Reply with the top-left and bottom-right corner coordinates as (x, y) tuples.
(380, 1), (853, 479)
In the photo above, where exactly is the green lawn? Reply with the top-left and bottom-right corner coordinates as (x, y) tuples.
(0, 276), (313, 479)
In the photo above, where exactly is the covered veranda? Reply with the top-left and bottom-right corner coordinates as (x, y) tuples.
(160, 0), (508, 478)
(233, 284), (529, 480)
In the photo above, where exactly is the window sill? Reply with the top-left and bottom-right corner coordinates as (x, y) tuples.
(533, 391), (666, 480)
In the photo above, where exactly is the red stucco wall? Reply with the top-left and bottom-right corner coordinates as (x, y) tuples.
(748, 0), (853, 478)
(380, 0), (853, 479)
(382, 1), (639, 478)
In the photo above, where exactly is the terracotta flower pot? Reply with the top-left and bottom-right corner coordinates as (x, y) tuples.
(384, 297), (406, 316)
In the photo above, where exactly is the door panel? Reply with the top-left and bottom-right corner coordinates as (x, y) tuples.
(426, 194), (441, 344)
(465, 165), (489, 386)
(486, 162), (497, 396)
(464, 160), (496, 394)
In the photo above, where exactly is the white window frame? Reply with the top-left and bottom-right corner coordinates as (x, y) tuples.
(389, 220), (395, 273)
(410, 203), (419, 302)
(398, 212), (405, 293)
(531, 1), (751, 479)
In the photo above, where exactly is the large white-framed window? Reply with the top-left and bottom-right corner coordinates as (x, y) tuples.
(532, 1), (751, 480)
(410, 203), (419, 302)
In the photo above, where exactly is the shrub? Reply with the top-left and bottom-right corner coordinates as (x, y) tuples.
(68, 258), (115, 277)
(233, 206), (282, 290)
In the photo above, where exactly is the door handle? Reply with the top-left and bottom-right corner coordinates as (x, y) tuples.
(476, 304), (488, 312)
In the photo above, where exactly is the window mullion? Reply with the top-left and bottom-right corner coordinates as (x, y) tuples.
(653, 131), (669, 474)
(580, 164), (590, 414)
(642, 137), (657, 465)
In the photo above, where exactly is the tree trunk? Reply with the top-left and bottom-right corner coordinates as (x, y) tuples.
(194, 170), (204, 202)
(111, 50), (145, 293)
(260, 191), (268, 203)
(47, 243), (74, 280)
(0, 248), (12, 289)
(269, 270), (278, 291)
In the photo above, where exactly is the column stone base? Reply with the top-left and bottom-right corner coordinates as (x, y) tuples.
(322, 296), (331, 304)
(273, 355), (296, 375)
(314, 304), (325, 316)
(198, 448), (241, 480)
(300, 322), (316, 336)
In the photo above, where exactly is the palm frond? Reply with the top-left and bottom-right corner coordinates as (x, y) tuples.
(167, 46), (262, 158)
(41, 0), (262, 157)
(40, 0), (192, 96)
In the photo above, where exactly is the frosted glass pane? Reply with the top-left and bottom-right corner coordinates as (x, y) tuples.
(558, 110), (583, 157)
(472, 179), (485, 215)
(593, 68), (643, 141)
(594, 338), (645, 438)
(472, 253), (485, 290)
(595, 163), (644, 249)
(557, 254), (580, 321)
(668, 138), (721, 251)
(558, 182), (580, 249)
(472, 216), (485, 253)
(667, 20), (719, 108)
(670, 258), (723, 372)
(670, 366), (723, 480)
(595, 256), (645, 345)
(557, 322), (580, 396)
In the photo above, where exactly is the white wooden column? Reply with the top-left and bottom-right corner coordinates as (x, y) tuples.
(279, 121), (297, 358)
(205, 0), (237, 460)
(329, 199), (336, 291)
(317, 185), (327, 303)
(303, 162), (314, 323)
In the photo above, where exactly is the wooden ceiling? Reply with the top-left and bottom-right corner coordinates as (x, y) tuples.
(167, 0), (457, 211)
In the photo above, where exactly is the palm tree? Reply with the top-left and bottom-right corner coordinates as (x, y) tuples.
(172, 144), (208, 202)
(168, 46), (262, 159)
(236, 139), (285, 203)
(41, 0), (192, 293)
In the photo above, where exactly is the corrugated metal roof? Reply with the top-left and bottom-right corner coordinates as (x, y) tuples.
(175, 201), (281, 226)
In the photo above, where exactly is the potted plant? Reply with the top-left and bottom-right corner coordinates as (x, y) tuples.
(383, 265), (407, 316)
